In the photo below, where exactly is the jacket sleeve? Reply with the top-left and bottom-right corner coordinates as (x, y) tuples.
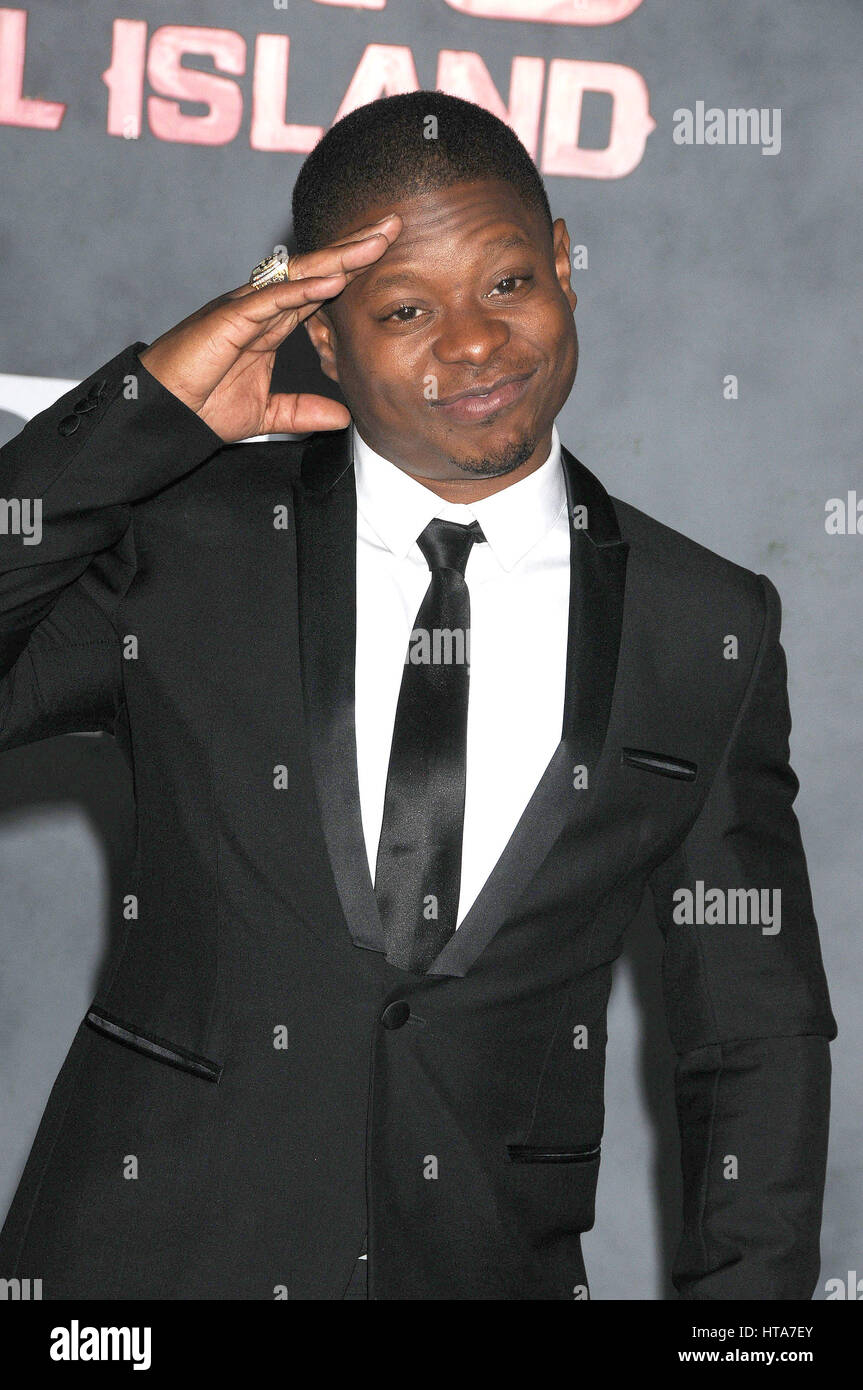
(0, 341), (223, 748)
(648, 573), (838, 1300)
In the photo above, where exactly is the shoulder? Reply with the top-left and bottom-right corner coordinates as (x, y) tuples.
(610, 491), (776, 639)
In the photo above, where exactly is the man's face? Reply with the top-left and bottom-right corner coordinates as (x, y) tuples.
(305, 179), (578, 482)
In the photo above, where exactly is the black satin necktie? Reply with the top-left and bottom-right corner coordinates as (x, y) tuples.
(374, 518), (486, 972)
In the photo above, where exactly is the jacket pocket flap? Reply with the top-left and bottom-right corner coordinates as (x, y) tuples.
(85, 1008), (222, 1083)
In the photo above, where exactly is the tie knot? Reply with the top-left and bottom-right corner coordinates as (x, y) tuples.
(416, 518), (486, 577)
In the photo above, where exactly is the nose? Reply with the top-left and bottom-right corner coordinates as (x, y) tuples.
(432, 304), (510, 368)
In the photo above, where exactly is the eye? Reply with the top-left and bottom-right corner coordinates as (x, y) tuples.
(489, 273), (533, 297)
(381, 304), (423, 323)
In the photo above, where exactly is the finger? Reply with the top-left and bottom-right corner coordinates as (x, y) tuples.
(220, 274), (348, 347)
(325, 212), (403, 252)
(263, 392), (351, 436)
(223, 271), (344, 306)
(225, 215), (400, 307)
(287, 214), (402, 284)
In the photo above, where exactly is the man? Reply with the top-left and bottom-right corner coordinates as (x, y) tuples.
(0, 92), (836, 1300)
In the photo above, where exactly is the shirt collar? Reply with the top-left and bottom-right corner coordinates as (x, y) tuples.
(352, 422), (566, 572)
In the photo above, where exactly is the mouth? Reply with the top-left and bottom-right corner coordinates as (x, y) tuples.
(433, 369), (537, 423)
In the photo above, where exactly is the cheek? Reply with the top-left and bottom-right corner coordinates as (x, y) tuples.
(374, 345), (435, 410)
(335, 349), (385, 406)
(539, 309), (578, 382)
(511, 294), (572, 361)
(536, 297), (575, 350)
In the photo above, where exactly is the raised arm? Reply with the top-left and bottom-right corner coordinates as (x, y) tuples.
(0, 213), (401, 747)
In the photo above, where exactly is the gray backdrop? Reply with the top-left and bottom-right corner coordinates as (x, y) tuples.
(1, 0), (860, 1299)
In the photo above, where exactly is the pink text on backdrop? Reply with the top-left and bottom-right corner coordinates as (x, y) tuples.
(315, 0), (645, 22)
(1, 10), (655, 179)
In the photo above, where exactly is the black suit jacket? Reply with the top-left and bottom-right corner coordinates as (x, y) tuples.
(0, 343), (837, 1299)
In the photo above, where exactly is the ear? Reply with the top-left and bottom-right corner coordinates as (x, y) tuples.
(304, 307), (340, 384)
(552, 218), (577, 313)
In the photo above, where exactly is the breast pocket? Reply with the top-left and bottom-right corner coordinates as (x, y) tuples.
(621, 747), (698, 781)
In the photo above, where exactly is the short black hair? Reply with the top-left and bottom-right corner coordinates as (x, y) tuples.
(291, 91), (553, 254)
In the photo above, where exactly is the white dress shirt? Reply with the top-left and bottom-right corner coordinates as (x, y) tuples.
(353, 422), (571, 927)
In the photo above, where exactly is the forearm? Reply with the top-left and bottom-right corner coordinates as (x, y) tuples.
(650, 573), (837, 1299)
(672, 1032), (832, 1300)
(0, 341), (222, 673)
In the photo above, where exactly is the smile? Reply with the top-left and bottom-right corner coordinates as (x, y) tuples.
(433, 370), (536, 423)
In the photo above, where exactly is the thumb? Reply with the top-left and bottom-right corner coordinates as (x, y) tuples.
(263, 392), (351, 436)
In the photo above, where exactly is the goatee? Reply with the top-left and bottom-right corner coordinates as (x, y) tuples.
(447, 434), (538, 479)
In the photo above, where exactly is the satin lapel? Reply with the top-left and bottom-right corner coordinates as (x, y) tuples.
(429, 445), (630, 978)
(294, 428), (386, 953)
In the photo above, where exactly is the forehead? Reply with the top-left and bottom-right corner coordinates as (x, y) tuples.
(334, 179), (550, 291)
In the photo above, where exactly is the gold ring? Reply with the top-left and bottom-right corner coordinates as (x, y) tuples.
(249, 253), (291, 290)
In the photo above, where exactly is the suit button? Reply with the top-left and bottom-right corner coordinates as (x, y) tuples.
(58, 413), (80, 436)
(380, 1001), (410, 1030)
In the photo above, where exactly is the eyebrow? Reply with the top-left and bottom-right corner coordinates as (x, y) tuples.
(364, 232), (535, 295)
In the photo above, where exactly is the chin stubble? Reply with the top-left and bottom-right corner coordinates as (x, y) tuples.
(446, 434), (538, 479)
